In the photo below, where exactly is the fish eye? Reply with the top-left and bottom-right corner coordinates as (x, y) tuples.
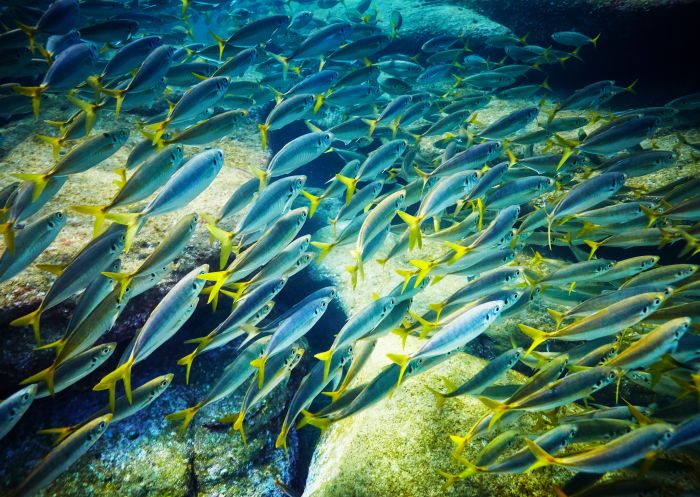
(654, 298), (660, 305)
(22, 393), (29, 401)
(642, 306), (649, 313)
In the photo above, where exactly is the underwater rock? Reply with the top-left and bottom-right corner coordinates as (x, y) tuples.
(0, 341), (297, 497)
(302, 334), (562, 497)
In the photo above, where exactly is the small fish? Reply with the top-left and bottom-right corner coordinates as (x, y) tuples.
(11, 414), (112, 497)
(0, 384), (38, 440)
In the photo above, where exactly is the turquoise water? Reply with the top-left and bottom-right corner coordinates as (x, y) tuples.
(0, 1), (699, 496)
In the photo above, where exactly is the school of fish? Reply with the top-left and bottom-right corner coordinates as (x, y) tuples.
(1, 0), (700, 495)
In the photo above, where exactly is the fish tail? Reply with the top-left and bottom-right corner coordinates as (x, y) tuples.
(165, 403), (202, 434)
(300, 190), (321, 218)
(410, 310), (439, 338)
(546, 308), (566, 329)
(396, 210), (424, 250)
(0, 222), (16, 256)
(395, 268), (416, 293)
(392, 326), (410, 349)
(101, 271), (133, 301)
(267, 51), (290, 80)
(506, 149), (518, 167)
(197, 270), (232, 310)
(35, 134), (63, 162)
(448, 433), (470, 458)
(350, 248), (364, 283)
(314, 349), (335, 381)
(205, 223), (235, 269)
(12, 173), (49, 201)
(20, 365), (55, 395)
(478, 396), (509, 430)
(250, 355), (267, 389)
(250, 167), (269, 190)
(444, 241), (470, 265)
(258, 123), (269, 151)
(363, 118), (378, 137)
(147, 118), (172, 146)
(275, 423), (290, 454)
(33, 336), (64, 354)
(591, 33), (601, 48)
(557, 147), (573, 171)
(386, 353), (410, 388)
(200, 213), (219, 244)
(639, 204), (660, 228)
(209, 29), (227, 60)
(436, 469), (462, 490)
(408, 259), (435, 287)
(335, 174), (357, 204)
(12, 84), (43, 120)
(425, 385), (446, 409)
(299, 409), (332, 434)
(10, 307), (43, 346)
(313, 93), (326, 114)
(583, 239), (603, 260)
(517, 324), (549, 356)
(93, 356), (135, 411)
(15, 20), (37, 51)
(105, 211), (143, 253)
(36, 425), (76, 445)
(232, 411), (247, 445)
(66, 93), (99, 136)
(100, 87), (126, 120)
(320, 388), (345, 404)
(345, 263), (359, 289)
(524, 439), (558, 473)
(112, 167), (128, 187)
(71, 205), (109, 237)
(540, 76), (552, 92)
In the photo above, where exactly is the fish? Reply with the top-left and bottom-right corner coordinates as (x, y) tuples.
(519, 292), (666, 354)
(526, 423), (674, 473)
(10, 227), (126, 344)
(106, 148), (224, 251)
(40, 374), (173, 444)
(11, 414), (112, 497)
(388, 300), (504, 387)
(250, 294), (330, 387)
(93, 264), (208, 410)
(0, 384), (38, 440)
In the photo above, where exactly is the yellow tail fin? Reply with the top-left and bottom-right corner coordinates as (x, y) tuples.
(12, 173), (49, 201)
(258, 123), (270, 151)
(12, 84), (44, 120)
(72, 205), (109, 237)
(206, 223), (235, 269)
(37, 425), (75, 445)
(165, 403), (202, 434)
(426, 385), (446, 409)
(396, 210), (424, 250)
(101, 271), (133, 301)
(311, 242), (335, 263)
(517, 324), (549, 356)
(105, 211), (143, 253)
(93, 356), (135, 411)
(298, 409), (332, 433)
(386, 353), (410, 388)
(10, 307), (43, 346)
(524, 438), (557, 473)
(583, 239), (603, 260)
(314, 349), (334, 381)
(444, 241), (471, 265)
(409, 259), (436, 286)
(36, 134), (63, 161)
(20, 365), (56, 396)
(300, 190), (322, 218)
(250, 355), (267, 389)
(335, 174), (358, 204)
(275, 422), (290, 454)
(197, 270), (232, 311)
